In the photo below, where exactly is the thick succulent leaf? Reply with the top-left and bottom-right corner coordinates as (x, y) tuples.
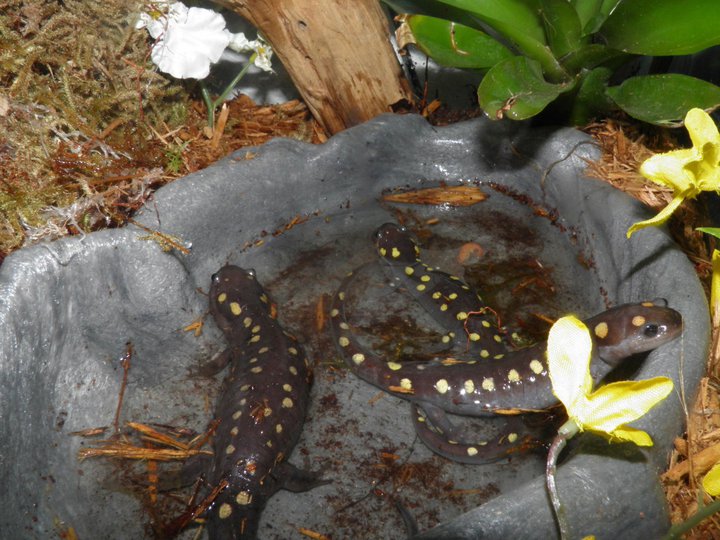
(384, 0), (546, 44)
(478, 57), (571, 120)
(540, 0), (583, 58)
(570, 0), (602, 34)
(599, 0), (720, 55)
(568, 66), (613, 125)
(397, 14), (513, 68)
(606, 74), (720, 126)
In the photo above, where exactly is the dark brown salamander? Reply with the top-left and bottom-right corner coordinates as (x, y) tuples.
(199, 265), (323, 539)
(330, 224), (683, 463)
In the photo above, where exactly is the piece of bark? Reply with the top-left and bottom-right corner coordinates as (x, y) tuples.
(217, 0), (414, 134)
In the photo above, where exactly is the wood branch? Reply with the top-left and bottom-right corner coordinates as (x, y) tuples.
(217, 0), (414, 134)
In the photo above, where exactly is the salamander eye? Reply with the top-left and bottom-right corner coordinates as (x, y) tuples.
(643, 323), (660, 338)
(211, 272), (221, 283)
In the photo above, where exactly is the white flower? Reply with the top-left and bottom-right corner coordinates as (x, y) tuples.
(136, 2), (231, 79)
(228, 33), (274, 73)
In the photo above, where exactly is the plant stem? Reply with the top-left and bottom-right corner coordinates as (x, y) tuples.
(663, 498), (720, 539)
(200, 52), (258, 130)
(546, 420), (579, 540)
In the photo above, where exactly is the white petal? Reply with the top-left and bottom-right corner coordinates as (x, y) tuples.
(228, 32), (253, 52)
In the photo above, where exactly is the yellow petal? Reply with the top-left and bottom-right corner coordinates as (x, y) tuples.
(575, 377), (673, 433)
(685, 108), (720, 157)
(547, 316), (593, 410)
(626, 192), (688, 238)
(703, 463), (720, 496)
(604, 425), (654, 446)
(640, 148), (699, 192)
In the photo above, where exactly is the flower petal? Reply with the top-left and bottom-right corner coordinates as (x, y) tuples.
(640, 149), (699, 192)
(626, 192), (688, 238)
(703, 463), (720, 496)
(602, 425), (654, 446)
(685, 108), (720, 157)
(547, 316), (593, 410)
(577, 377), (673, 433)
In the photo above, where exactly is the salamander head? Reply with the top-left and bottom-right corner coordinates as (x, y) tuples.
(373, 223), (420, 265)
(588, 299), (682, 376)
(209, 265), (272, 340)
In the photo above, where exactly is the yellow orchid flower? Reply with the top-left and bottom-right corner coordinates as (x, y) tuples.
(703, 463), (720, 496)
(547, 316), (674, 446)
(627, 108), (720, 238)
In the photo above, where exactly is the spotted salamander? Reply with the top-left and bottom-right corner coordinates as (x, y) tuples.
(331, 225), (683, 463)
(199, 265), (323, 539)
(374, 223), (509, 357)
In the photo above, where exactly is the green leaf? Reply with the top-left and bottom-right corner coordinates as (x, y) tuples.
(599, 0), (720, 55)
(478, 56), (571, 120)
(397, 15), (513, 68)
(697, 227), (720, 241)
(569, 67), (613, 125)
(540, 0), (583, 58)
(384, 0), (547, 44)
(607, 74), (720, 126)
(570, 0), (603, 34)
(561, 43), (625, 73)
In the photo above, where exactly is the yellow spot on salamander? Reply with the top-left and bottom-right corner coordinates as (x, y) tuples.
(469, 333), (480, 341)
(434, 379), (449, 394)
(529, 359), (544, 374)
(283, 383), (292, 392)
(276, 423), (283, 433)
(508, 433), (518, 443)
(481, 320), (491, 328)
(339, 322), (350, 330)
(441, 335), (450, 343)
(448, 293), (458, 300)
(260, 294), (268, 303)
(259, 346), (269, 354)
(420, 275), (431, 282)
(289, 366), (298, 375)
(632, 315), (646, 327)
(232, 410), (242, 420)
(641, 301), (654, 307)
(416, 284), (426, 292)
(263, 407), (272, 417)
(456, 312), (468, 321)
(230, 426), (239, 436)
(387, 361), (402, 371)
(432, 292), (442, 299)
(594, 321), (608, 339)
(230, 302), (242, 316)
(338, 292), (346, 301)
(338, 336), (350, 347)
(480, 350), (490, 358)
(251, 325), (261, 333)
(330, 308), (339, 317)
(288, 347), (298, 355)
(467, 447), (478, 456)
(249, 335), (261, 343)
(240, 385), (251, 392)
(243, 317), (252, 328)
(250, 366), (262, 374)
(282, 397), (294, 408)
(391, 247), (401, 258)
(225, 444), (236, 454)
(218, 502), (232, 519)
(493, 334), (502, 343)
(217, 292), (227, 304)
(236, 491), (252, 505)
(464, 379), (475, 394)
(405, 267), (414, 276)
(440, 304), (448, 312)
(482, 377), (495, 391)
(508, 369), (520, 382)
(494, 354), (504, 360)
(400, 378), (413, 390)
(352, 353), (365, 365)
(379, 247), (387, 257)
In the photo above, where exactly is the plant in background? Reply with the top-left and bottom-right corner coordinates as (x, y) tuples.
(136, 1), (273, 130)
(627, 108), (720, 237)
(388, 0), (720, 125)
(545, 316), (673, 538)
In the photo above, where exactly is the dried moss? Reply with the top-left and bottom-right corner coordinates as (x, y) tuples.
(0, 0), (191, 258)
